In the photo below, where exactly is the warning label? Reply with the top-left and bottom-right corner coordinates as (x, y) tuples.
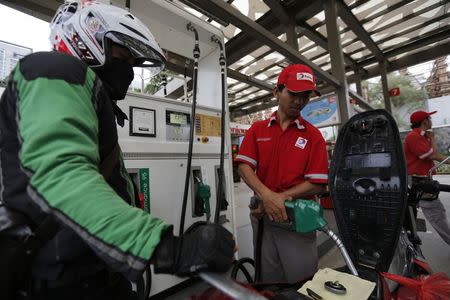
(195, 114), (222, 137)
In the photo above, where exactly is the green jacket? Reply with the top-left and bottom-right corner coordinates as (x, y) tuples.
(0, 51), (167, 281)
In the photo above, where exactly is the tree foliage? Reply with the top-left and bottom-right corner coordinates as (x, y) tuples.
(363, 74), (427, 129)
(144, 71), (175, 95)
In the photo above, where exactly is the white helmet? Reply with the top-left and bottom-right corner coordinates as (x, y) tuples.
(50, 1), (166, 75)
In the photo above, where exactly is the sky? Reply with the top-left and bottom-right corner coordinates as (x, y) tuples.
(0, 4), (51, 52)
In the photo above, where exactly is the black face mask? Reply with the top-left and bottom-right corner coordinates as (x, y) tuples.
(95, 58), (134, 100)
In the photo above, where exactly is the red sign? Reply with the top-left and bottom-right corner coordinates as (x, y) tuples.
(389, 87), (400, 97)
(230, 127), (247, 135)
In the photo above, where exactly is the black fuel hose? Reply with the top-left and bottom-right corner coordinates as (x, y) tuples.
(179, 23), (200, 236)
(211, 35), (227, 224)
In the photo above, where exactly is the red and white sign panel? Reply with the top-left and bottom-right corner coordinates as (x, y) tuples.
(389, 87), (400, 97)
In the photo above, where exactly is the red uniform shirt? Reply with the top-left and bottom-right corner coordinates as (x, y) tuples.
(235, 112), (328, 192)
(404, 128), (435, 175)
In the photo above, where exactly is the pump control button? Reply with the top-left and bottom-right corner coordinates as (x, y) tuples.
(201, 136), (209, 143)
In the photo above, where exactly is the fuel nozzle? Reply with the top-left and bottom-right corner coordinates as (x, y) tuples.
(284, 200), (327, 233)
(285, 199), (359, 276)
(197, 183), (211, 222)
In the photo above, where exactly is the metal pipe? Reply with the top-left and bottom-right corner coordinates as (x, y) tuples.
(428, 155), (450, 177)
(321, 227), (359, 276)
(199, 272), (268, 300)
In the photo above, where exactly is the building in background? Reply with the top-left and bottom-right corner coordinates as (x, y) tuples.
(426, 56), (450, 98)
(0, 40), (32, 80)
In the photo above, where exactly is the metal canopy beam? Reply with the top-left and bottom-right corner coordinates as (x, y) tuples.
(344, 12), (450, 59)
(231, 101), (274, 118)
(233, 39), (450, 118)
(230, 87), (376, 118)
(1, 0), (58, 22)
(294, 0), (324, 23)
(336, 0), (384, 62)
(225, 0), (320, 66)
(380, 60), (392, 113)
(230, 82), (375, 118)
(232, 92), (273, 109)
(348, 40), (450, 82)
(312, 40), (450, 102)
(232, 88), (263, 101)
(225, 12), (284, 65)
(185, 0), (341, 88)
(233, 49), (273, 73)
(348, 90), (373, 111)
(299, 0), (416, 56)
(165, 51), (273, 98)
(296, 21), (367, 75)
(358, 27), (450, 68)
(263, 0), (292, 25)
(325, 0), (351, 123)
(316, 25), (450, 74)
(227, 69), (273, 92)
(262, 0), (297, 48)
(306, 7), (448, 70)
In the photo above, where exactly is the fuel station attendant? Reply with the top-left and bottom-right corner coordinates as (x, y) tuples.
(236, 64), (328, 283)
(404, 110), (450, 246)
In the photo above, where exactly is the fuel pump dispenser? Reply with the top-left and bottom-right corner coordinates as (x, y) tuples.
(177, 23), (266, 300)
(113, 0), (238, 296)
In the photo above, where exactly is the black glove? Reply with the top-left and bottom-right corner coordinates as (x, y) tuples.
(153, 223), (235, 276)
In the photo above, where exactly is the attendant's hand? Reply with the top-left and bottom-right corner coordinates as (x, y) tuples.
(260, 190), (292, 222)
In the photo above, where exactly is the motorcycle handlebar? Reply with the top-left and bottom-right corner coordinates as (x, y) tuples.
(413, 180), (440, 194)
(439, 183), (450, 193)
(411, 181), (450, 194)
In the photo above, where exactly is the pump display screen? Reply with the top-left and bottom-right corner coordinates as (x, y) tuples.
(170, 113), (187, 125)
(345, 153), (391, 168)
(166, 110), (190, 126)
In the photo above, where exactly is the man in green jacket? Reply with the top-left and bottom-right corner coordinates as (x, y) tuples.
(0, 2), (234, 299)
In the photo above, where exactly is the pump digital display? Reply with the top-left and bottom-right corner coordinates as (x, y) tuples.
(345, 153), (391, 168)
(166, 110), (190, 126)
(170, 113), (187, 125)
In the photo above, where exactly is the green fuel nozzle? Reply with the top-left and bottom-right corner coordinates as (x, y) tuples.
(285, 199), (328, 233)
(285, 199), (359, 276)
(198, 183), (211, 220)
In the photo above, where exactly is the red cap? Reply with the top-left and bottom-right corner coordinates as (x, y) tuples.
(410, 110), (437, 123)
(277, 64), (320, 96)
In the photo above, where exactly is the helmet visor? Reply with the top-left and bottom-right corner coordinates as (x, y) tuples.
(106, 31), (166, 75)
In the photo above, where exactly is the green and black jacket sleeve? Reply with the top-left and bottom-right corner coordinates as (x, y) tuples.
(4, 52), (167, 281)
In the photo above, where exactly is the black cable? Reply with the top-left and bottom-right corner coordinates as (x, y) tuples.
(179, 23), (200, 236)
(211, 35), (227, 224)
